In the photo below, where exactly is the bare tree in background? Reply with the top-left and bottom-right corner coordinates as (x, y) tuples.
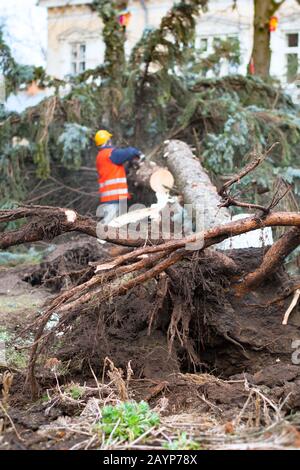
(251, 0), (300, 78)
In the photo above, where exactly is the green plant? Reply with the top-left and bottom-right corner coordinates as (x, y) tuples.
(58, 123), (91, 169)
(0, 246), (46, 267)
(66, 384), (85, 400)
(0, 27), (36, 95)
(7, 349), (28, 369)
(41, 394), (51, 403)
(163, 432), (202, 450)
(95, 401), (160, 443)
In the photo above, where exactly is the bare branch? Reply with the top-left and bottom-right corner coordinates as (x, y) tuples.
(219, 143), (280, 213)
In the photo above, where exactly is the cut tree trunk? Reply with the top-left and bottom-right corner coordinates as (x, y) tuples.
(164, 140), (230, 228)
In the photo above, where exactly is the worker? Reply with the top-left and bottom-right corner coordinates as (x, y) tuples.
(95, 130), (142, 224)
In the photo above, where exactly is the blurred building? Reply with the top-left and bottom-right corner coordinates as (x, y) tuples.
(195, 0), (300, 100)
(38, 0), (300, 97)
(38, 0), (171, 78)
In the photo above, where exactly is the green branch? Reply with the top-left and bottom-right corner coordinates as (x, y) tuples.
(92, 0), (129, 84)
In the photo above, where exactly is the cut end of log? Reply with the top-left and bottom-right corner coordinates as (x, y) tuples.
(64, 209), (77, 223)
(150, 169), (174, 194)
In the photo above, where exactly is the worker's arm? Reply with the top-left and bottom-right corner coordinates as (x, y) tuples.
(110, 147), (141, 165)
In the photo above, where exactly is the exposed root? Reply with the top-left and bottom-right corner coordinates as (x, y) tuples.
(282, 289), (300, 325)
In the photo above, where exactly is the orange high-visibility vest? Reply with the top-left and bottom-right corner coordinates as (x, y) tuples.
(96, 147), (130, 203)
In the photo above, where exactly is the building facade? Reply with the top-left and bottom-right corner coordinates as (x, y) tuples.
(38, 0), (172, 78)
(39, 0), (300, 96)
(195, 0), (300, 94)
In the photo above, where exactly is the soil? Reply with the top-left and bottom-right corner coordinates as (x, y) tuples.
(1, 238), (300, 450)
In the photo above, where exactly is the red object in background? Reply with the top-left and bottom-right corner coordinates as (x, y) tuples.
(249, 57), (255, 75)
(269, 16), (279, 32)
(119, 11), (132, 27)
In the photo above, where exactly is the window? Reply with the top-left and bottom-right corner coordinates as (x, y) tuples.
(286, 33), (300, 83)
(287, 53), (298, 83)
(196, 35), (240, 78)
(213, 37), (222, 49)
(287, 33), (299, 48)
(71, 43), (86, 75)
(200, 38), (208, 52)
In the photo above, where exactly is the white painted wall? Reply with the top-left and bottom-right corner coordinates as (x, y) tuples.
(270, 0), (300, 101)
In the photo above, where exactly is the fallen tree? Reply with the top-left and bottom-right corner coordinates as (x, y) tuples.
(1, 142), (300, 397)
(164, 140), (230, 227)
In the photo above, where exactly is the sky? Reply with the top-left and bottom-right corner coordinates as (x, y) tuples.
(0, 0), (47, 66)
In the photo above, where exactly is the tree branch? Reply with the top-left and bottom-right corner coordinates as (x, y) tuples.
(218, 143), (280, 213)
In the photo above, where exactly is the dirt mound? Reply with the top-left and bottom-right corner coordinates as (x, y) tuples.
(23, 236), (108, 292)
(200, 249), (300, 377)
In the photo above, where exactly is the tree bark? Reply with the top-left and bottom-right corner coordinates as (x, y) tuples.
(164, 140), (230, 229)
(0, 206), (145, 250)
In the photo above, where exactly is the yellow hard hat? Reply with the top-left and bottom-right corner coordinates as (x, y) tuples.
(94, 130), (112, 146)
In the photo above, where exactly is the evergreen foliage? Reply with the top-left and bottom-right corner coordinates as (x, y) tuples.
(0, 0), (300, 212)
(92, 0), (128, 84)
(58, 123), (91, 169)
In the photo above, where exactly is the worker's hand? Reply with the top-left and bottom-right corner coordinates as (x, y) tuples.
(131, 153), (145, 169)
(133, 153), (145, 163)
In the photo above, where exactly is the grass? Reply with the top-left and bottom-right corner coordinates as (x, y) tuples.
(65, 384), (85, 401)
(163, 432), (202, 450)
(0, 328), (10, 343)
(0, 327), (28, 369)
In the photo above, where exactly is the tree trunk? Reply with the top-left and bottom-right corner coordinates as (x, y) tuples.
(92, 0), (129, 127)
(164, 140), (230, 229)
(251, 0), (283, 78)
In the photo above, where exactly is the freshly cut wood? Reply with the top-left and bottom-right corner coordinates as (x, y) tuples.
(108, 169), (175, 227)
(108, 206), (162, 227)
(150, 169), (174, 194)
